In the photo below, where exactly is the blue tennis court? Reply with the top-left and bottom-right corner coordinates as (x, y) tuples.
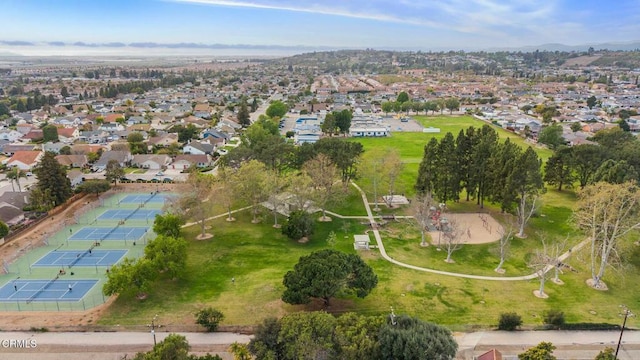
(0, 279), (98, 302)
(98, 209), (161, 221)
(32, 250), (127, 268)
(69, 226), (149, 241)
(120, 193), (167, 204)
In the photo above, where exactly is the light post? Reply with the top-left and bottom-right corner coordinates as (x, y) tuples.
(616, 306), (634, 359)
(148, 314), (162, 346)
(389, 306), (397, 326)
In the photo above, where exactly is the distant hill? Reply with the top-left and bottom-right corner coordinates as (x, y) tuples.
(486, 41), (640, 53)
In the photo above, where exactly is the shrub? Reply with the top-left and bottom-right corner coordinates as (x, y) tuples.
(498, 312), (522, 331)
(543, 309), (565, 329)
(282, 210), (314, 240)
(195, 307), (224, 332)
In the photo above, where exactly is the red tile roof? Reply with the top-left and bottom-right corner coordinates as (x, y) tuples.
(7, 151), (41, 166)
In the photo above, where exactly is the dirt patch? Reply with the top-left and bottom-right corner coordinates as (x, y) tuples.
(428, 213), (503, 245)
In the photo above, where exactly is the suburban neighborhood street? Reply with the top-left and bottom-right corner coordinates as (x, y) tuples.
(0, 329), (639, 360)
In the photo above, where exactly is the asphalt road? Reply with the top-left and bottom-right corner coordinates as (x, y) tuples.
(0, 330), (638, 360)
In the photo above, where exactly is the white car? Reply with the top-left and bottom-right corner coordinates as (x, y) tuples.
(155, 171), (164, 176)
(217, 149), (228, 155)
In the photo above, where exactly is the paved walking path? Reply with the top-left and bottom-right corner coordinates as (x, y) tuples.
(350, 182), (589, 281)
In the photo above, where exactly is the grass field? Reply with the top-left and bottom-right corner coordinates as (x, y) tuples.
(99, 115), (640, 330)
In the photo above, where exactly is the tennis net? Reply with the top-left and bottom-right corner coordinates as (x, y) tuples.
(68, 244), (96, 268)
(26, 275), (59, 304)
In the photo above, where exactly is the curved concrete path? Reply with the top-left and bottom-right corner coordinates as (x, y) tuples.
(350, 181), (589, 281)
(181, 185), (587, 282)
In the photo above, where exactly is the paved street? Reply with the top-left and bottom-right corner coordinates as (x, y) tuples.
(456, 330), (640, 359)
(0, 330), (638, 359)
(0, 331), (251, 360)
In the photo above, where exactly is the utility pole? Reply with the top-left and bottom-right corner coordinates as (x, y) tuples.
(390, 306), (397, 326)
(616, 305), (634, 359)
(148, 314), (162, 346)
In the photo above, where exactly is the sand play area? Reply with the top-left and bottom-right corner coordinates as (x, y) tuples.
(427, 213), (503, 245)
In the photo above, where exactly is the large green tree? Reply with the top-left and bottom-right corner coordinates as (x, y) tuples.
(544, 147), (574, 191)
(153, 213), (185, 238)
(396, 91), (410, 103)
(132, 333), (223, 360)
(334, 109), (353, 134)
(0, 221), (9, 239)
(378, 315), (458, 360)
(518, 341), (557, 360)
(445, 97), (460, 114)
(281, 210), (314, 240)
(537, 124), (565, 150)
(144, 235), (188, 279)
(415, 138), (440, 197)
(237, 97), (250, 127)
(103, 257), (157, 298)
(127, 132), (146, 154)
(314, 137), (363, 185)
(105, 159), (125, 184)
(42, 124), (59, 142)
(470, 125), (499, 208)
(570, 144), (607, 188)
(33, 152), (72, 207)
(278, 311), (337, 360)
(282, 249), (378, 306)
(76, 180), (111, 197)
(265, 100), (288, 119)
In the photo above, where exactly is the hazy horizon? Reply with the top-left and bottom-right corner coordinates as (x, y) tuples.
(2, 0), (639, 57)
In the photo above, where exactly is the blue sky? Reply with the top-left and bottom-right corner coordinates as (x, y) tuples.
(2, 0), (639, 54)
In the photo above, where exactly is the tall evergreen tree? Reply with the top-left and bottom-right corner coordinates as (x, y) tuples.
(544, 147), (574, 191)
(488, 138), (521, 212)
(415, 138), (440, 196)
(507, 147), (544, 237)
(455, 129), (473, 201)
(33, 152), (72, 207)
(237, 98), (250, 127)
(433, 132), (459, 203)
(470, 125), (499, 208)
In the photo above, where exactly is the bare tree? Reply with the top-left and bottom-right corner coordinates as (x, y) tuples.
(516, 193), (541, 237)
(383, 149), (404, 207)
(264, 169), (290, 228)
(304, 154), (340, 222)
(216, 166), (236, 222)
(442, 217), (466, 263)
(361, 148), (404, 210)
(494, 220), (516, 273)
(360, 148), (386, 211)
(574, 182), (640, 289)
(528, 234), (566, 298)
(179, 170), (215, 239)
(411, 194), (436, 247)
(232, 160), (269, 223)
(287, 172), (313, 212)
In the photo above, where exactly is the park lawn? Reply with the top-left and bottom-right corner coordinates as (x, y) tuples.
(98, 210), (368, 327)
(98, 199), (640, 330)
(380, 220), (531, 277)
(354, 243), (640, 329)
(124, 168), (147, 174)
(414, 115), (554, 161)
(99, 126), (638, 329)
(329, 185), (368, 216)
